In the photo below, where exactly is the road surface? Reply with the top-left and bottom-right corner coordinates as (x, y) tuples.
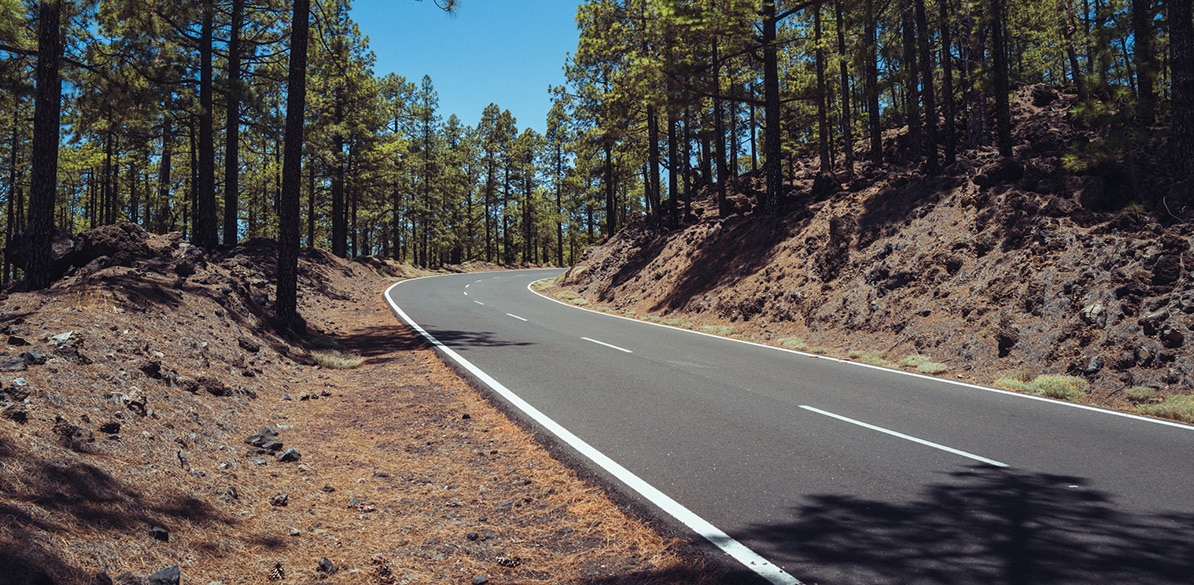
(386, 269), (1194, 585)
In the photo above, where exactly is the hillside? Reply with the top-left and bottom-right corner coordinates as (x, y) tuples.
(0, 227), (727, 585)
(558, 86), (1194, 420)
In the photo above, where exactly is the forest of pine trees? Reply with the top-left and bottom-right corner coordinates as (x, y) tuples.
(2, 0), (1193, 287)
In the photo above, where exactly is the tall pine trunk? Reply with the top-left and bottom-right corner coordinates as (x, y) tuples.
(331, 94), (347, 257)
(1131, 0), (1156, 124)
(713, 40), (730, 217)
(835, 0), (854, 176)
(938, 0), (957, 167)
(276, 0), (310, 330)
(26, 0), (64, 290)
(761, 0), (783, 213)
(646, 104), (662, 222)
(157, 115), (175, 234)
(864, 0), (883, 163)
(901, 0), (922, 162)
(223, 0), (244, 246)
(1061, 0), (1088, 101)
(1172, 0), (1194, 177)
(815, 3), (831, 173)
(603, 138), (616, 236)
(916, 0), (940, 174)
(991, 0), (1013, 156)
(194, 0), (218, 249)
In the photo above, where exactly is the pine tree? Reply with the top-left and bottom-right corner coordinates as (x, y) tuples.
(25, 0), (65, 290)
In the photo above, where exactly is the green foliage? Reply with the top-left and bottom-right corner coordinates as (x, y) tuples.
(779, 337), (809, 351)
(995, 374), (1088, 401)
(1136, 395), (1194, 423)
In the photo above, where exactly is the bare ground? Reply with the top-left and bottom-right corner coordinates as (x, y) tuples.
(0, 231), (732, 584)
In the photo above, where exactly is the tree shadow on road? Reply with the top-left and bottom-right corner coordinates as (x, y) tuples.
(741, 466), (1194, 585)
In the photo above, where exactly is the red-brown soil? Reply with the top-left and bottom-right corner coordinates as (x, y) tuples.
(559, 86), (1193, 414)
(0, 229), (729, 584)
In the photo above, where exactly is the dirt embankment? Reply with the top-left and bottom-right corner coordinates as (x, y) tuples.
(0, 225), (729, 584)
(559, 86), (1194, 417)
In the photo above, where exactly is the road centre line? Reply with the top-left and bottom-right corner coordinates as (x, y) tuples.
(800, 405), (1009, 468)
(582, 336), (633, 353)
(474, 300), (484, 306)
(385, 279), (800, 585)
(506, 313), (528, 322)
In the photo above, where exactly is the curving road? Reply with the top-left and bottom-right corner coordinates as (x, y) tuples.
(386, 269), (1194, 585)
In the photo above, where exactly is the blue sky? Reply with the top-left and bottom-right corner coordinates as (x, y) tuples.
(350, 0), (582, 134)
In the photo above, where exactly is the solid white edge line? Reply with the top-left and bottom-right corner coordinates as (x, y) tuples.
(506, 313), (528, 322)
(385, 277), (802, 585)
(581, 336), (633, 353)
(526, 278), (1194, 433)
(800, 405), (1009, 468)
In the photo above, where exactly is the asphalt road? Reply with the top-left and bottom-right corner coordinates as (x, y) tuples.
(385, 269), (1194, 585)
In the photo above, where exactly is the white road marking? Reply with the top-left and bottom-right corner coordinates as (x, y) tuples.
(528, 279), (1194, 432)
(582, 337), (632, 353)
(800, 405), (1009, 468)
(463, 291), (468, 296)
(385, 280), (801, 585)
(474, 300), (484, 306)
(506, 313), (528, 322)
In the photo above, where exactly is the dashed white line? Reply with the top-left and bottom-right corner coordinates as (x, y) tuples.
(506, 313), (528, 322)
(800, 405), (1009, 468)
(582, 337), (632, 353)
(474, 300), (484, 306)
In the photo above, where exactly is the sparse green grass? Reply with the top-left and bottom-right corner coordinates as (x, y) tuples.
(899, 354), (950, 375)
(623, 310), (637, 317)
(995, 374), (1088, 401)
(699, 325), (735, 337)
(849, 349), (896, 368)
(312, 350), (364, 369)
(1137, 395), (1194, 423)
(779, 337), (809, 351)
(1124, 386), (1158, 404)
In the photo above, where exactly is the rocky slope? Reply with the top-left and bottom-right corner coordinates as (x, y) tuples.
(561, 86), (1193, 416)
(0, 225), (727, 585)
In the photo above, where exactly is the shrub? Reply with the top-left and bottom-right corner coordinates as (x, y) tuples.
(899, 354), (949, 374)
(1124, 386), (1158, 404)
(1137, 395), (1194, 423)
(849, 350), (896, 368)
(997, 374), (1087, 401)
(312, 350), (364, 369)
(779, 337), (809, 351)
